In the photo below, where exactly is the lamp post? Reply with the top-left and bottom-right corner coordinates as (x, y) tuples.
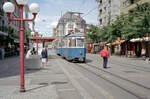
(3, 0), (40, 92)
(35, 32), (39, 55)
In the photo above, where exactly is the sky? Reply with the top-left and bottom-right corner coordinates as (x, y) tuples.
(28, 0), (99, 37)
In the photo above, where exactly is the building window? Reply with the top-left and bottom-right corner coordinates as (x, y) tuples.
(100, 0), (102, 4)
(109, 0), (111, 6)
(108, 11), (111, 24)
(104, 17), (106, 23)
(2, 20), (5, 25)
(129, 10), (134, 14)
(123, 0), (129, 7)
(130, 0), (135, 4)
(68, 23), (74, 30)
(100, 19), (102, 25)
(104, 7), (106, 12)
(100, 9), (102, 15)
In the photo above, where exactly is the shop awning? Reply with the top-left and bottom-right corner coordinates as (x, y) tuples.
(130, 37), (150, 42)
(112, 40), (126, 46)
(0, 31), (8, 36)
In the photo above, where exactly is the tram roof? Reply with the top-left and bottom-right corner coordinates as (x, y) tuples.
(65, 33), (85, 38)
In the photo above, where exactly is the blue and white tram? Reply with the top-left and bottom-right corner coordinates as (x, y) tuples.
(56, 39), (62, 56)
(60, 33), (86, 62)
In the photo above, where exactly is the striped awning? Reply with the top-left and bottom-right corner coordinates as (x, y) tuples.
(0, 31), (8, 36)
(130, 37), (150, 42)
(112, 40), (126, 45)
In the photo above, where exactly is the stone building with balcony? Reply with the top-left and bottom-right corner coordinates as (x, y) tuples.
(55, 11), (86, 38)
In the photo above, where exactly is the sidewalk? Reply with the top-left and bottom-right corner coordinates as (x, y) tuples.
(0, 54), (81, 99)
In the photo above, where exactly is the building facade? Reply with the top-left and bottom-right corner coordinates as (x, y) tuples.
(56, 11), (86, 38)
(98, 0), (120, 26)
(121, 0), (150, 14)
(0, 0), (9, 37)
(0, 0), (21, 40)
(52, 28), (57, 38)
(0, 0), (29, 42)
(0, 0), (29, 57)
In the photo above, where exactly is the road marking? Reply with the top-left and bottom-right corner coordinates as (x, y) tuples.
(58, 88), (76, 91)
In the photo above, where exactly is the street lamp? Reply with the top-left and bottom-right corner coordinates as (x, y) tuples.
(35, 31), (39, 55)
(3, 0), (40, 92)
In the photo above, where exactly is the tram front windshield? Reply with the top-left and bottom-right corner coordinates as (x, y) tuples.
(77, 38), (84, 47)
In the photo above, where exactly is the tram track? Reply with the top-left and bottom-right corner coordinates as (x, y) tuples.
(72, 62), (149, 99)
(110, 60), (150, 73)
(89, 55), (150, 73)
(86, 63), (150, 90)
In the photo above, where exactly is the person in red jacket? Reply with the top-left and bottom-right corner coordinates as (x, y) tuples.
(100, 46), (110, 68)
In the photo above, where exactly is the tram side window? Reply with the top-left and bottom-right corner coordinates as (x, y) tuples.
(77, 39), (84, 47)
(62, 41), (65, 47)
(69, 39), (71, 47)
(71, 39), (76, 47)
(69, 38), (76, 47)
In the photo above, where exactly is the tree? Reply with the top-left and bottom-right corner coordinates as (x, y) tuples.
(123, 3), (150, 39)
(122, 3), (150, 57)
(25, 31), (30, 44)
(86, 25), (100, 43)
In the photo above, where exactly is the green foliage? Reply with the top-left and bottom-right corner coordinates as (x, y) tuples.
(87, 3), (150, 43)
(123, 3), (150, 39)
(11, 33), (19, 40)
(8, 26), (13, 34)
(86, 25), (100, 43)
(25, 31), (30, 43)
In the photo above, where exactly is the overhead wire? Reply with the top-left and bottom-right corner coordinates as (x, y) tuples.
(82, 6), (98, 17)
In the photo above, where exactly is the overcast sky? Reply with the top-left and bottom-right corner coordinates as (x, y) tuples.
(28, 0), (99, 37)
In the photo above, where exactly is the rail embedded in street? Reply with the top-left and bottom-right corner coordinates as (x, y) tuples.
(3, 0), (40, 92)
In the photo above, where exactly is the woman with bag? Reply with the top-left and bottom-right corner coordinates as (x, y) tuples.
(100, 46), (109, 69)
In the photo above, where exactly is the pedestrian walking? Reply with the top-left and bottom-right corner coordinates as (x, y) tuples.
(41, 47), (48, 68)
(1, 46), (5, 60)
(100, 46), (109, 68)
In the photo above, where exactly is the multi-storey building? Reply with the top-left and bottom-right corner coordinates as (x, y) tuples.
(55, 11), (86, 38)
(52, 28), (57, 38)
(0, 0), (20, 44)
(98, 0), (120, 26)
(0, 0), (29, 45)
(0, 0), (9, 37)
(121, 0), (150, 14)
(9, 0), (20, 38)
